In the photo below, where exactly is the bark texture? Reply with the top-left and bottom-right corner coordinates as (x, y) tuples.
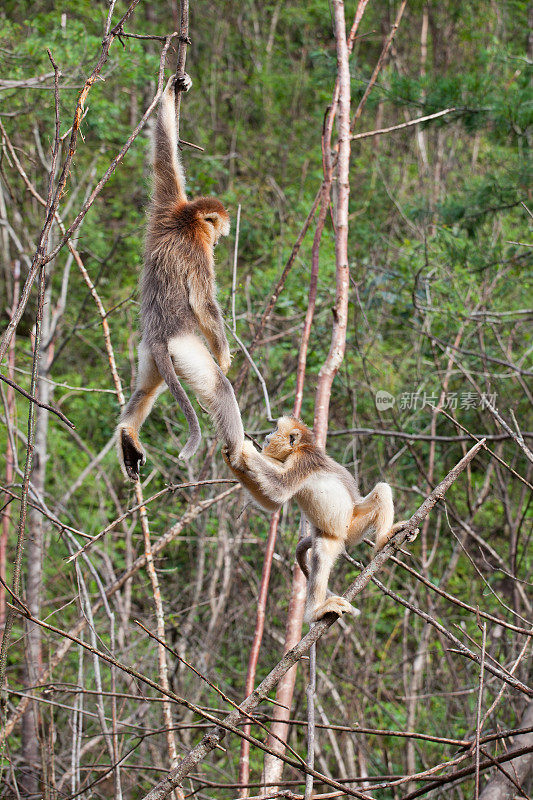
(479, 701), (533, 800)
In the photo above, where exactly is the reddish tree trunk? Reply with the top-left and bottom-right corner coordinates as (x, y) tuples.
(0, 262), (19, 637)
(263, 0), (353, 789)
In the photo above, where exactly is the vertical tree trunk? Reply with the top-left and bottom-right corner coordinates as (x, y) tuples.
(262, 562), (307, 786)
(244, 26), (344, 789)
(263, 0), (353, 789)
(238, 510), (281, 797)
(416, 5), (429, 174)
(0, 262), (20, 637)
(20, 285), (52, 796)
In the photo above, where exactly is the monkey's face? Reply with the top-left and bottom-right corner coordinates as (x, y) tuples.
(262, 416), (307, 461)
(189, 198), (230, 248)
(202, 211), (230, 246)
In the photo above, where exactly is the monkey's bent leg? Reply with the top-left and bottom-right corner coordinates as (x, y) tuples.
(348, 482), (396, 551)
(305, 533), (358, 623)
(117, 344), (164, 480)
(169, 334), (245, 454)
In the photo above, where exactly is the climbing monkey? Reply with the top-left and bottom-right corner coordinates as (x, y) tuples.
(117, 74), (244, 480)
(225, 417), (415, 622)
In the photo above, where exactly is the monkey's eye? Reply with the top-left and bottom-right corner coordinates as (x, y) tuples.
(289, 434), (297, 446)
(204, 216), (217, 227)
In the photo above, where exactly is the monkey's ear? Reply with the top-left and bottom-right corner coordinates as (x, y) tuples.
(289, 430), (301, 447)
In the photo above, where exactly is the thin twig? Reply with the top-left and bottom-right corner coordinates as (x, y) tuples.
(474, 622), (486, 799)
(66, 479), (236, 562)
(436, 405), (533, 491)
(0, 373), (75, 429)
(390, 552), (533, 636)
(398, 745), (533, 800)
(350, 0), (407, 131)
(351, 107), (456, 140)
(326, 426), (533, 442)
(481, 396), (533, 463)
(347, 558), (532, 696)
(226, 324), (274, 421)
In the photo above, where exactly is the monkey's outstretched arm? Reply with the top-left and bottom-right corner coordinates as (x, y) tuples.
(222, 447), (280, 511)
(240, 443), (308, 504)
(188, 273), (231, 373)
(153, 75), (191, 206)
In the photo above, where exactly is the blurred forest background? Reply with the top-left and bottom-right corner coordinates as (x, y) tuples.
(0, 0), (531, 798)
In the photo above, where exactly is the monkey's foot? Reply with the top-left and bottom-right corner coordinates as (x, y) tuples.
(120, 429), (146, 481)
(222, 445), (241, 470)
(406, 528), (419, 544)
(174, 72), (192, 93)
(393, 520), (419, 545)
(310, 596), (360, 622)
(221, 446), (231, 466)
(223, 443), (249, 471)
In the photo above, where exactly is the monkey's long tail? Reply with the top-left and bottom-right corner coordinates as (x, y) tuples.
(295, 534), (312, 580)
(151, 343), (201, 459)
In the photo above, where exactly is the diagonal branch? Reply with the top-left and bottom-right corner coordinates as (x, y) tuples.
(0, 372), (75, 428)
(351, 107), (456, 140)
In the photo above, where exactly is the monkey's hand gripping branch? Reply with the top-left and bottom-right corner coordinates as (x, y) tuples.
(174, 73), (192, 93)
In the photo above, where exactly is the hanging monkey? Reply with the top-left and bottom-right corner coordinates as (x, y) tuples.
(117, 74), (244, 480)
(225, 417), (415, 621)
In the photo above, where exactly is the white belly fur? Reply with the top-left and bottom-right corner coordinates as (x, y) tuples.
(296, 472), (353, 536)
